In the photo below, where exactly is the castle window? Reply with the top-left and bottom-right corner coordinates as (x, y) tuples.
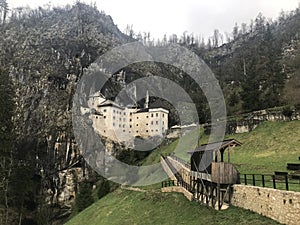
(104, 116), (106, 119)
(129, 119), (132, 122)
(146, 116), (149, 118)
(123, 118), (126, 122)
(151, 113), (153, 117)
(136, 131), (139, 133)
(130, 125), (132, 128)
(146, 130), (149, 132)
(151, 121), (153, 125)
(113, 110), (115, 113)
(146, 123), (148, 126)
(96, 116), (98, 119)
(123, 130), (125, 132)
(119, 124), (121, 128)
(136, 124), (139, 126)
(162, 113), (164, 117)
(156, 129), (158, 132)
(136, 117), (139, 119)
(123, 124), (125, 128)
(104, 130), (106, 133)
(156, 121), (158, 125)
(113, 116), (116, 120)
(130, 112), (132, 116)
(124, 112), (126, 115)
(113, 123), (115, 126)
(104, 109), (107, 112)
(156, 113), (158, 117)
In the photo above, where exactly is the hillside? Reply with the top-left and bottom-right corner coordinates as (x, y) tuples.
(0, 3), (132, 224)
(1, 2), (300, 224)
(142, 121), (300, 174)
(65, 120), (300, 224)
(194, 8), (300, 115)
(65, 189), (279, 225)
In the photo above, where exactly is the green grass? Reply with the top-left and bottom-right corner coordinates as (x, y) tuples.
(226, 121), (300, 174)
(142, 121), (300, 175)
(137, 121), (300, 191)
(65, 189), (279, 225)
(66, 121), (300, 224)
(141, 127), (205, 166)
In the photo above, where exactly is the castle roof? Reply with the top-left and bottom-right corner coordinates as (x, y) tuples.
(97, 100), (125, 109)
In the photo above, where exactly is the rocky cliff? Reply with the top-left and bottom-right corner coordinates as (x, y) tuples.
(0, 3), (130, 222)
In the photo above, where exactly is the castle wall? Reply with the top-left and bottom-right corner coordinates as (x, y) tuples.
(87, 94), (169, 143)
(232, 184), (300, 225)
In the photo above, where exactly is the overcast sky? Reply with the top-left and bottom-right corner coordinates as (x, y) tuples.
(7, 0), (300, 40)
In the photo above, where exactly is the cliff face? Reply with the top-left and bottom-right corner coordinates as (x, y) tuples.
(0, 3), (130, 221)
(1, 3), (299, 223)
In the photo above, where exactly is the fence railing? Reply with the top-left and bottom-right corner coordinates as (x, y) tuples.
(161, 180), (175, 188)
(240, 173), (300, 192)
(168, 155), (191, 169)
(161, 179), (194, 193)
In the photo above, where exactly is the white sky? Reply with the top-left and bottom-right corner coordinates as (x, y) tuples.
(7, 0), (300, 40)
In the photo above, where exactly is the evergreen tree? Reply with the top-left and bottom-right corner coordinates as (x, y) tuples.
(97, 178), (110, 199)
(259, 23), (285, 108)
(75, 181), (94, 212)
(240, 61), (262, 111)
(0, 68), (15, 225)
(240, 21), (285, 111)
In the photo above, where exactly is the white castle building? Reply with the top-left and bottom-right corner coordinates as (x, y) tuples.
(86, 91), (169, 144)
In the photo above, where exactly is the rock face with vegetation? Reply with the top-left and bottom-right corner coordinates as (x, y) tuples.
(0, 3), (130, 224)
(0, 2), (299, 225)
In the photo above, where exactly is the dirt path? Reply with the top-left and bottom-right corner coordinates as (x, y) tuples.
(120, 185), (147, 192)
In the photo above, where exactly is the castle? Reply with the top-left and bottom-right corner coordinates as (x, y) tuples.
(86, 91), (169, 144)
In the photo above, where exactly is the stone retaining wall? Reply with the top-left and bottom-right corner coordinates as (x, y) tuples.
(232, 185), (300, 225)
(161, 186), (193, 201)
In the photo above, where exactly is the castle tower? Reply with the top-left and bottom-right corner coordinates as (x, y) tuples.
(145, 90), (149, 109)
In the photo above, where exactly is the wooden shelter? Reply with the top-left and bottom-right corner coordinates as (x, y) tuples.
(188, 139), (241, 209)
(190, 139), (241, 183)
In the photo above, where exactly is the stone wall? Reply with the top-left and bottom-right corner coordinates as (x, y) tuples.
(161, 186), (193, 201)
(232, 185), (300, 225)
(205, 108), (300, 135)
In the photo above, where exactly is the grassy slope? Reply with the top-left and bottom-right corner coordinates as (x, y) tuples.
(226, 121), (300, 174)
(66, 189), (279, 225)
(66, 121), (299, 225)
(147, 121), (300, 174)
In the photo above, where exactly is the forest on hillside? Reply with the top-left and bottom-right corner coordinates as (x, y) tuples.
(125, 7), (300, 115)
(0, 1), (299, 224)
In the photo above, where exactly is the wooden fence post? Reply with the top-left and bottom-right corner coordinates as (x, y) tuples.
(285, 175), (289, 191)
(272, 175), (276, 189)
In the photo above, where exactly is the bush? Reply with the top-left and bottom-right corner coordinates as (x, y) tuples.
(282, 106), (294, 119)
(97, 178), (110, 199)
(75, 181), (94, 212)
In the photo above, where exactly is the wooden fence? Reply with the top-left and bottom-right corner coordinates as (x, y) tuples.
(240, 173), (300, 191)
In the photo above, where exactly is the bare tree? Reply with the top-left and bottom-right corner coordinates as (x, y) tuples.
(0, 0), (8, 24)
(212, 29), (220, 48)
(233, 23), (239, 40)
(241, 23), (248, 35)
